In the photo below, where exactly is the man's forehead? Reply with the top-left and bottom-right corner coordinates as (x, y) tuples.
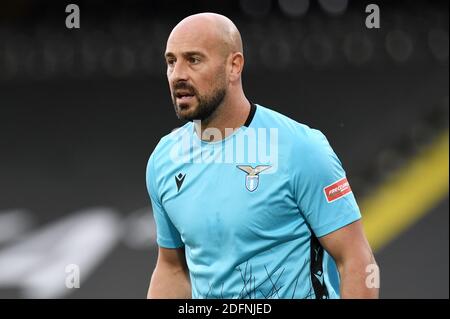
(166, 26), (218, 55)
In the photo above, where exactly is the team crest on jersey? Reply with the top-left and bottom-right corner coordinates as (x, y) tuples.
(236, 165), (272, 192)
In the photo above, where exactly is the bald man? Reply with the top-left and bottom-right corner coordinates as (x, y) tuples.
(146, 13), (379, 299)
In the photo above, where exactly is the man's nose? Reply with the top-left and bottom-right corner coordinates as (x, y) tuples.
(170, 61), (189, 82)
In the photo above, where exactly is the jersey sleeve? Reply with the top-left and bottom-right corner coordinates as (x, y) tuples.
(146, 154), (184, 248)
(293, 129), (361, 238)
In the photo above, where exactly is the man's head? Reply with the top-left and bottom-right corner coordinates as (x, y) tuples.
(165, 13), (244, 122)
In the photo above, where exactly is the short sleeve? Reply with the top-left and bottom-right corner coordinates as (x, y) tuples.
(146, 155), (184, 248)
(293, 129), (361, 238)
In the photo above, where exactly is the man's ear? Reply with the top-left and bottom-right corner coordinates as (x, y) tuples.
(229, 52), (244, 83)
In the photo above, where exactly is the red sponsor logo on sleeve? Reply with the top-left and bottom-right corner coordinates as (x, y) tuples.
(324, 177), (352, 203)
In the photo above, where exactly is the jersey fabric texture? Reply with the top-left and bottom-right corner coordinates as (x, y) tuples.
(146, 104), (361, 299)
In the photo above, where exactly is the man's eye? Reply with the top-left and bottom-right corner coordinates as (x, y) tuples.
(189, 57), (200, 64)
(167, 59), (175, 66)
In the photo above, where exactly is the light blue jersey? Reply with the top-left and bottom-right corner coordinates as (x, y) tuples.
(146, 104), (361, 299)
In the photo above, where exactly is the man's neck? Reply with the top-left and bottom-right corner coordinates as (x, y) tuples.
(194, 94), (250, 142)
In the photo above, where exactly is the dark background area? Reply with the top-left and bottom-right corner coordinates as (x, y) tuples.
(0, 0), (448, 298)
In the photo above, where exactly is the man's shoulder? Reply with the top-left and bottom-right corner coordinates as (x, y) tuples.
(256, 104), (327, 148)
(258, 105), (338, 176)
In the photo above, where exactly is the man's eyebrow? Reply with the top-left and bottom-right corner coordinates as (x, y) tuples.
(164, 51), (207, 59)
(164, 52), (175, 59)
(182, 51), (206, 58)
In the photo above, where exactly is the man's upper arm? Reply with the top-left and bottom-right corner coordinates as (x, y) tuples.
(317, 220), (374, 265)
(149, 246), (191, 299)
(156, 246), (189, 270)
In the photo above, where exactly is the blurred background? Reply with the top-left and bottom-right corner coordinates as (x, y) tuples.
(0, 0), (448, 298)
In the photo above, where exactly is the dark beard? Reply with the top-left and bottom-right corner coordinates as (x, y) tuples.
(172, 84), (226, 122)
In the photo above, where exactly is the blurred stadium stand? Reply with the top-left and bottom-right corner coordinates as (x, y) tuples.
(0, 0), (448, 298)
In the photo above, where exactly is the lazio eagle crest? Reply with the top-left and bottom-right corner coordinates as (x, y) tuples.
(236, 165), (272, 192)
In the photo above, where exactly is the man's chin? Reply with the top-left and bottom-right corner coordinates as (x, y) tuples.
(175, 104), (199, 121)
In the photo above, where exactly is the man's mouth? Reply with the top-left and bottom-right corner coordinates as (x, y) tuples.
(175, 90), (195, 103)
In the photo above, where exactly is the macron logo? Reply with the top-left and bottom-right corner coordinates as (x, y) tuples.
(175, 173), (186, 192)
(324, 177), (352, 203)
